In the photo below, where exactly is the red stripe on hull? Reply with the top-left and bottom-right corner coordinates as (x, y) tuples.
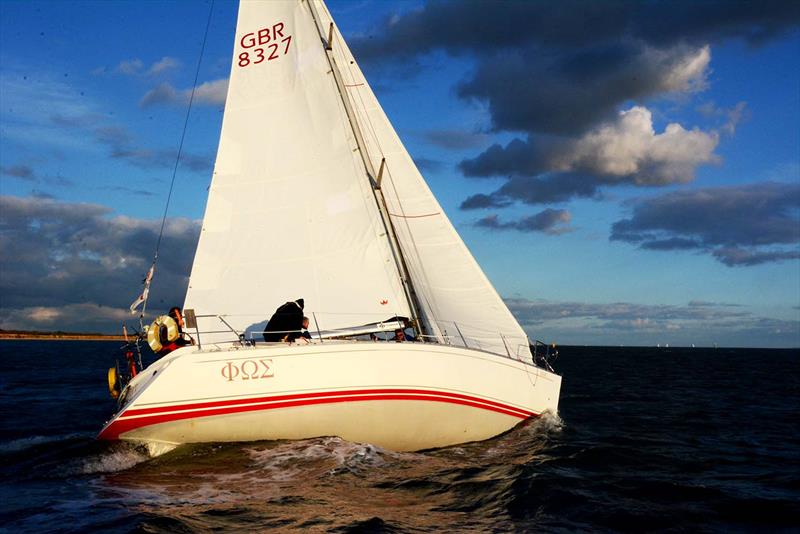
(121, 388), (530, 418)
(99, 390), (537, 441)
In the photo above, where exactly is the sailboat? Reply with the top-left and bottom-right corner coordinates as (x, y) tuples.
(99, 0), (562, 452)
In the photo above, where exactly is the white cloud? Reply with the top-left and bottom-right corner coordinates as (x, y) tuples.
(193, 78), (229, 105)
(553, 106), (719, 184)
(0, 195), (200, 333)
(147, 56), (180, 76)
(140, 78), (228, 107)
(116, 57), (180, 77)
(117, 58), (144, 75)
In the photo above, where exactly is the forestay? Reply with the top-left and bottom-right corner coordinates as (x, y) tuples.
(312, 1), (533, 359)
(184, 0), (412, 344)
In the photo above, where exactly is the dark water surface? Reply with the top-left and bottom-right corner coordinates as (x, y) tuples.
(1, 341), (798, 532)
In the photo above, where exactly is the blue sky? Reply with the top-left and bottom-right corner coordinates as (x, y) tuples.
(1, 0), (798, 347)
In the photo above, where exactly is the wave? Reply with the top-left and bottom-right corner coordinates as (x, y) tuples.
(76, 443), (153, 474)
(0, 432), (90, 454)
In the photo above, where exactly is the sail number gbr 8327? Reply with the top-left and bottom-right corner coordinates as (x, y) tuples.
(238, 23), (292, 68)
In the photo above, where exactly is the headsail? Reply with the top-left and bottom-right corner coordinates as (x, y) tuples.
(312, 2), (533, 359)
(184, 0), (412, 343)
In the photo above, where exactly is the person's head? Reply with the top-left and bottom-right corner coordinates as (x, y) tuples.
(302, 316), (309, 329)
(394, 329), (405, 340)
(168, 306), (184, 329)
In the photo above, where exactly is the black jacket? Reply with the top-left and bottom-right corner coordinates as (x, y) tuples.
(263, 301), (304, 342)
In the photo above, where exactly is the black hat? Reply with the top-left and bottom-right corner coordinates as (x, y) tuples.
(295, 298), (304, 309)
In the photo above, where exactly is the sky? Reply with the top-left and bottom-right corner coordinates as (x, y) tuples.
(0, 0), (798, 347)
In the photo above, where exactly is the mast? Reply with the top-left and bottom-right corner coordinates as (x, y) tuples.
(305, 0), (428, 336)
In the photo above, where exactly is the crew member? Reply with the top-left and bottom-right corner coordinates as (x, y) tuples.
(157, 306), (192, 355)
(263, 298), (305, 342)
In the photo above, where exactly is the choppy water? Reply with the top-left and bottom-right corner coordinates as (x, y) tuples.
(1, 341), (798, 532)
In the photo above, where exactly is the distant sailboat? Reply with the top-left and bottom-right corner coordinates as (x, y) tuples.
(99, 0), (561, 452)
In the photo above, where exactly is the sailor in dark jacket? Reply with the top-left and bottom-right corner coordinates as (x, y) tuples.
(263, 298), (305, 342)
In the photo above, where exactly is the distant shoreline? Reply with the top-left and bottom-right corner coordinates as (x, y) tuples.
(0, 334), (126, 341)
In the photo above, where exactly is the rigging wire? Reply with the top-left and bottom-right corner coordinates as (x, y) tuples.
(307, 1), (427, 334)
(328, 18), (442, 339)
(139, 0), (215, 320)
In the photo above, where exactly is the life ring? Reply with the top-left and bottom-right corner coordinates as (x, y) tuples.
(107, 367), (120, 399)
(147, 315), (180, 353)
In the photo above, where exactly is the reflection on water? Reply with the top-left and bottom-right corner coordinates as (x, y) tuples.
(92, 415), (561, 533)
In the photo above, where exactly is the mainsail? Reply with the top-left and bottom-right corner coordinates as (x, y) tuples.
(186, 0), (533, 358)
(184, 0), (411, 342)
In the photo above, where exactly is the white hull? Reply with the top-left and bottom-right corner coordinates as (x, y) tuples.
(100, 341), (561, 451)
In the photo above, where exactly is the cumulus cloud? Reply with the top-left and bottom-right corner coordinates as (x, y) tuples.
(352, 1), (799, 210)
(559, 107), (718, 183)
(0, 195), (199, 332)
(140, 78), (228, 107)
(463, 106), (719, 183)
(460, 107), (719, 207)
(457, 44), (711, 136)
(353, 1), (797, 135)
(475, 209), (572, 235)
(610, 182), (800, 266)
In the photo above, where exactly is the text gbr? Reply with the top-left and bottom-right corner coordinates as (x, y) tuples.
(238, 23), (292, 68)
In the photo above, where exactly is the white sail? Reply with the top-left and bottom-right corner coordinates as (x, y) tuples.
(312, 2), (533, 359)
(184, 0), (412, 343)
(101, 0), (561, 456)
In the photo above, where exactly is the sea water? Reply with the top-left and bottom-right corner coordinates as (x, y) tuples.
(1, 341), (798, 532)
